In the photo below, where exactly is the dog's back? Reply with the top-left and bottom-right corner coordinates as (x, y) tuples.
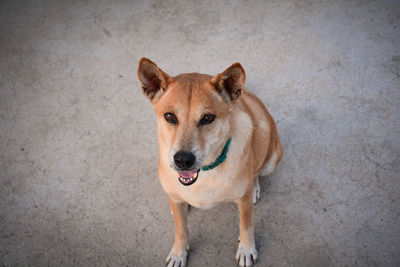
(238, 90), (283, 176)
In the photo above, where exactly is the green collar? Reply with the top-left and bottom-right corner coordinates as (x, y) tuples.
(201, 138), (232, 171)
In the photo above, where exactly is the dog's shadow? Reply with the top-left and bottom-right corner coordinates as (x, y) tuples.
(254, 174), (274, 252)
(258, 174), (272, 200)
(184, 174), (274, 265)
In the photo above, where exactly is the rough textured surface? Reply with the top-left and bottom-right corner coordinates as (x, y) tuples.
(1, 0), (399, 266)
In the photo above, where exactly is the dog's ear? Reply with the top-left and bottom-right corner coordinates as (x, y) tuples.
(211, 63), (246, 102)
(138, 58), (173, 101)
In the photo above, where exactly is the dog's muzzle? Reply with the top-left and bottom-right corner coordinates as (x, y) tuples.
(174, 151), (200, 186)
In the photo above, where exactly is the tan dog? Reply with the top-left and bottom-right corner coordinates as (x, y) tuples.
(138, 58), (283, 267)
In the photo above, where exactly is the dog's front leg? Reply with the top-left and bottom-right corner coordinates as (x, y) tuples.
(236, 191), (258, 266)
(166, 196), (189, 267)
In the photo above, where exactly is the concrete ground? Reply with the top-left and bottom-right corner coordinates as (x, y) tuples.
(1, 0), (399, 266)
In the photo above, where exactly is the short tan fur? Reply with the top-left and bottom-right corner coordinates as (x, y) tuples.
(138, 58), (283, 267)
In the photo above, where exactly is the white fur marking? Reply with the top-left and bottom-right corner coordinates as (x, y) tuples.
(211, 90), (223, 103)
(259, 120), (269, 132)
(253, 176), (260, 204)
(230, 110), (253, 156)
(220, 90), (232, 104)
(262, 151), (278, 176)
(152, 89), (165, 103)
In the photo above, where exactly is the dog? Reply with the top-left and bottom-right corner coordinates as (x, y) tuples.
(137, 58), (283, 267)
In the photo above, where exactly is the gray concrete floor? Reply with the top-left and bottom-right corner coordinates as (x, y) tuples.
(1, 0), (399, 266)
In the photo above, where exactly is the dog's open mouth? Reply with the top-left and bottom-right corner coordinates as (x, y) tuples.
(178, 170), (200, 186)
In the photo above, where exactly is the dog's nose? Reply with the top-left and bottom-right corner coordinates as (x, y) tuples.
(174, 151), (196, 170)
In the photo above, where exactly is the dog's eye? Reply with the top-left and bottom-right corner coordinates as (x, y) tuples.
(200, 114), (216, 125)
(164, 112), (178, 124)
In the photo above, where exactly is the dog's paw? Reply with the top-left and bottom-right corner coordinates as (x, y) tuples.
(253, 178), (260, 205)
(166, 249), (188, 267)
(235, 243), (258, 266)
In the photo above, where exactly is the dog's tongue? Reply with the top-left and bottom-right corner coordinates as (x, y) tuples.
(178, 171), (197, 178)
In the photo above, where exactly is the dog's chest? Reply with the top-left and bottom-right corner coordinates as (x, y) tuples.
(173, 173), (248, 209)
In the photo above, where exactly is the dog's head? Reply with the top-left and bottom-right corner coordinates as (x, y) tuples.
(138, 58), (245, 186)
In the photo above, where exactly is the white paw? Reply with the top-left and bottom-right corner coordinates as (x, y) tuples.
(166, 249), (187, 267)
(235, 243), (258, 266)
(253, 178), (260, 204)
